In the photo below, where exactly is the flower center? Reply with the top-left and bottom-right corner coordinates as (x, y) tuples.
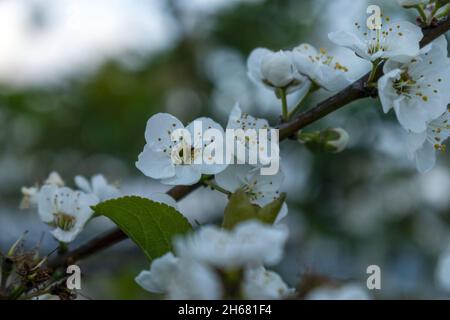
(171, 141), (199, 165)
(53, 212), (76, 231)
(393, 71), (418, 96)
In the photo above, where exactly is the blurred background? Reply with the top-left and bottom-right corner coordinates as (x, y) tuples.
(1, 0), (449, 299)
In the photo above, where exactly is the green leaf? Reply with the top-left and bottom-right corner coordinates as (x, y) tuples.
(222, 189), (286, 229)
(93, 196), (192, 261)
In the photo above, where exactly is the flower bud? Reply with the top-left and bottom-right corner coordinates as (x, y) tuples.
(298, 128), (349, 154)
(261, 51), (295, 88)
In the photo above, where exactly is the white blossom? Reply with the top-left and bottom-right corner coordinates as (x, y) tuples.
(75, 174), (120, 201)
(135, 252), (179, 294)
(167, 259), (222, 300)
(406, 109), (450, 173)
(38, 185), (98, 243)
(135, 252), (222, 299)
(226, 103), (279, 166)
(174, 220), (289, 269)
(306, 283), (371, 300)
(45, 171), (65, 187)
(292, 44), (351, 91)
(247, 48), (311, 95)
(215, 164), (288, 223)
(329, 19), (423, 62)
(378, 36), (450, 133)
(243, 266), (294, 299)
(136, 113), (227, 186)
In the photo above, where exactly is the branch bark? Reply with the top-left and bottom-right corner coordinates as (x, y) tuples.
(49, 17), (450, 270)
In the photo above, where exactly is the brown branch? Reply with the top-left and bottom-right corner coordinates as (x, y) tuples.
(49, 17), (450, 270)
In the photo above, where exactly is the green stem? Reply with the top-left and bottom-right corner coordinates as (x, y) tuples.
(203, 180), (231, 196)
(367, 59), (382, 85)
(280, 89), (288, 121)
(416, 4), (428, 23)
(287, 84), (319, 119)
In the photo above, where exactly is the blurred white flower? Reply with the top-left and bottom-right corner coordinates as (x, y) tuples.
(243, 266), (294, 299)
(75, 174), (120, 201)
(329, 19), (423, 62)
(20, 186), (39, 209)
(215, 164), (288, 223)
(167, 259), (223, 300)
(136, 113), (227, 186)
(378, 36), (450, 133)
(38, 185), (98, 243)
(44, 171), (65, 187)
(20, 171), (65, 209)
(436, 248), (450, 292)
(247, 48), (311, 95)
(306, 283), (371, 300)
(292, 44), (351, 91)
(406, 109), (450, 173)
(175, 220), (288, 269)
(135, 252), (179, 293)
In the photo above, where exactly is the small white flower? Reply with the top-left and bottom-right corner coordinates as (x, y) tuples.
(135, 252), (179, 294)
(167, 259), (222, 300)
(379, 36), (450, 133)
(174, 220), (289, 269)
(406, 109), (450, 173)
(292, 44), (351, 91)
(329, 19), (423, 62)
(135, 252), (222, 299)
(243, 266), (294, 300)
(20, 186), (39, 209)
(38, 185), (98, 243)
(75, 174), (120, 201)
(247, 48), (311, 94)
(226, 103), (279, 166)
(436, 248), (450, 292)
(45, 171), (65, 187)
(215, 164), (288, 223)
(136, 113), (227, 186)
(306, 283), (371, 300)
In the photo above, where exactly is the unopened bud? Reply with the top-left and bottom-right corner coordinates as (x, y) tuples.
(298, 128), (349, 154)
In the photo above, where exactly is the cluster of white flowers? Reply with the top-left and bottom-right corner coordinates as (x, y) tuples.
(247, 44), (350, 97)
(135, 220), (293, 299)
(329, 12), (449, 172)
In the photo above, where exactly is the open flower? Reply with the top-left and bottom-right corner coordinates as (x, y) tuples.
(136, 113), (227, 186)
(174, 220), (288, 269)
(329, 19), (423, 62)
(135, 252), (179, 294)
(292, 44), (351, 91)
(243, 266), (294, 299)
(75, 174), (120, 201)
(38, 185), (99, 243)
(247, 48), (311, 95)
(226, 104), (279, 168)
(406, 108), (450, 173)
(378, 36), (450, 133)
(215, 164), (288, 223)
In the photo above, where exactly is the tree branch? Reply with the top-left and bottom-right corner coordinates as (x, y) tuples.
(49, 17), (450, 270)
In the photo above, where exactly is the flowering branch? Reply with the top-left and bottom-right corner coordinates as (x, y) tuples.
(48, 16), (450, 272)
